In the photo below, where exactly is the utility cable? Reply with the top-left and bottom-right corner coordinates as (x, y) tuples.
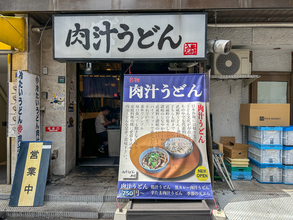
(0, 14), (51, 46)
(123, 61), (133, 74)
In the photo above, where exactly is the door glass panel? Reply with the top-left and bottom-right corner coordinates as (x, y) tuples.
(257, 81), (287, 103)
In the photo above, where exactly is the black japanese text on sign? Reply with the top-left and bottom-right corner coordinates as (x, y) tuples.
(18, 143), (42, 206)
(53, 13), (207, 60)
(9, 141), (52, 207)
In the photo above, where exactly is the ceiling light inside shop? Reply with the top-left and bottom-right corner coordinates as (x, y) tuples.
(85, 63), (92, 74)
(106, 63), (111, 71)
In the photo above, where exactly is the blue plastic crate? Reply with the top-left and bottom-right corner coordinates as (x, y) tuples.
(283, 146), (293, 165)
(231, 171), (251, 180)
(283, 165), (293, 185)
(249, 158), (282, 184)
(248, 126), (283, 145)
(248, 141), (282, 164)
(283, 126), (293, 146)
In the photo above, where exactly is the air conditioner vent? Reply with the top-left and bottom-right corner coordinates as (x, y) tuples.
(216, 52), (240, 75)
(213, 49), (251, 75)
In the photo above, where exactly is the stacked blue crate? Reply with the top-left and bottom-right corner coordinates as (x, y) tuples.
(283, 165), (293, 185)
(282, 126), (293, 184)
(248, 126), (283, 183)
(224, 159), (251, 180)
(249, 159), (283, 184)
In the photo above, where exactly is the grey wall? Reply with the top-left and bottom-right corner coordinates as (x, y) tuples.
(28, 16), (41, 75)
(41, 30), (67, 175)
(210, 80), (248, 143)
(207, 27), (292, 143)
(41, 30), (77, 176)
(66, 63), (76, 174)
(252, 50), (291, 72)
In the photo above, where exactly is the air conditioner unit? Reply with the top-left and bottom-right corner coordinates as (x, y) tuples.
(213, 49), (251, 75)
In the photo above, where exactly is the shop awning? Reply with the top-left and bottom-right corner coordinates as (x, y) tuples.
(0, 16), (26, 51)
(0, 42), (11, 50)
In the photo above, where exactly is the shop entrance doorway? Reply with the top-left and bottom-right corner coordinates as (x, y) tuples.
(76, 63), (122, 166)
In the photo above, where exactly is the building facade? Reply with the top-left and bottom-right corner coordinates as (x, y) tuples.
(0, 0), (293, 181)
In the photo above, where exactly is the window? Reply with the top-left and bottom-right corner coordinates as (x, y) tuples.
(250, 72), (293, 124)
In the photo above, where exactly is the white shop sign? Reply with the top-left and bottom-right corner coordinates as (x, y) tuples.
(53, 13), (207, 61)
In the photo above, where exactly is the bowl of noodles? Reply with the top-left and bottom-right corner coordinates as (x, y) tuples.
(164, 137), (194, 159)
(139, 148), (170, 173)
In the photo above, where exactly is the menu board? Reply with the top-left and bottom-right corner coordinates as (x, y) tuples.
(117, 74), (213, 200)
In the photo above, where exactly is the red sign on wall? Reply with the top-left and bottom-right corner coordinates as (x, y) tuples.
(45, 126), (62, 132)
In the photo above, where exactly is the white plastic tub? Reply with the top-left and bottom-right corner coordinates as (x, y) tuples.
(248, 126), (283, 145)
(283, 126), (293, 146)
(283, 165), (293, 185)
(250, 159), (282, 183)
(283, 146), (293, 165)
(248, 143), (282, 164)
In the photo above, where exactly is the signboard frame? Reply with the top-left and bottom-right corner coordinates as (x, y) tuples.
(53, 12), (207, 62)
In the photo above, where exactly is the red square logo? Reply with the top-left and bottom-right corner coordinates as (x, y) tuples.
(184, 43), (197, 55)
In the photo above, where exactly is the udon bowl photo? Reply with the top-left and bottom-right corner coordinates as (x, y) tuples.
(164, 137), (194, 159)
(139, 148), (170, 173)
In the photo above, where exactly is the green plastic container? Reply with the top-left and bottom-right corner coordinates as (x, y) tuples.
(224, 159), (251, 172)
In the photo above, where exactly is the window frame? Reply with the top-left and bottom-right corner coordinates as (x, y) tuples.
(250, 71), (293, 124)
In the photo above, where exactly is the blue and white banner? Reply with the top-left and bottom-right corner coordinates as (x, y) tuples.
(117, 74), (213, 200)
(123, 74), (207, 103)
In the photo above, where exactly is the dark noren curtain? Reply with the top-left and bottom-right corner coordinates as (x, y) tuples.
(83, 76), (118, 98)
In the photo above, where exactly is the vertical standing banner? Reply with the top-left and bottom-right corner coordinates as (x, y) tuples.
(16, 70), (40, 155)
(117, 74), (213, 200)
(9, 141), (52, 206)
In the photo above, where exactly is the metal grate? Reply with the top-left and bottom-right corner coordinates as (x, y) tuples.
(214, 190), (293, 220)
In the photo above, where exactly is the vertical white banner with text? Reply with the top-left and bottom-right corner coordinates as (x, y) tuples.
(16, 70), (40, 157)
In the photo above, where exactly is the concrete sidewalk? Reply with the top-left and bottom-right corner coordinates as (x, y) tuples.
(0, 166), (292, 219)
(213, 179), (293, 220)
(0, 167), (128, 219)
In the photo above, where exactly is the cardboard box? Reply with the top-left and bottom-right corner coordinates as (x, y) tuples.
(221, 137), (250, 159)
(240, 104), (290, 126)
